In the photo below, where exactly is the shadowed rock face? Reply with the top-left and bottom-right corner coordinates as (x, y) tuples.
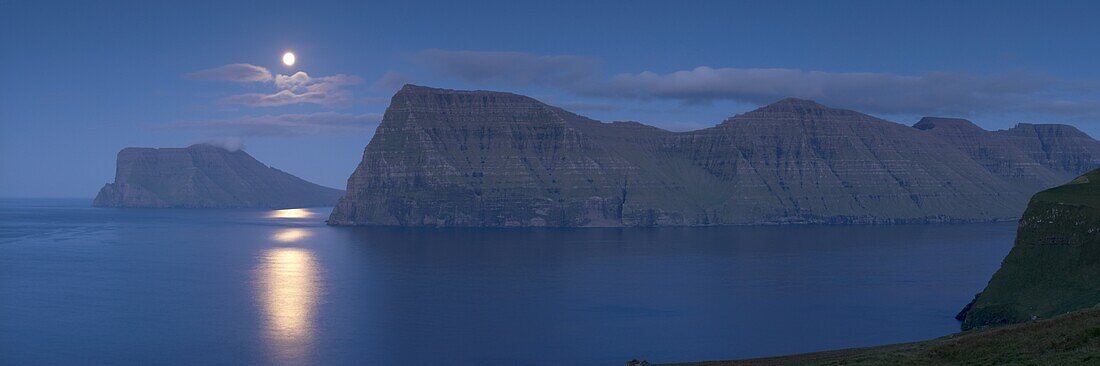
(915, 117), (1100, 193)
(94, 144), (344, 208)
(959, 168), (1100, 330)
(329, 85), (1100, 227)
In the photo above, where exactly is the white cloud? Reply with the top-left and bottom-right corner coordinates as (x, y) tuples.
(168, 112), (382, 137)
(180, 64), (378, 137)
(185, 63), (272, 83)
(221, 90), (331, 107)
(415, 50), (1100, 120)
(187, 64), (365, 108)
(275, 72), (313, 91)
(223, 71), (362, 107)
(415, 49), (599, 87)
(195, 136), (245, 151)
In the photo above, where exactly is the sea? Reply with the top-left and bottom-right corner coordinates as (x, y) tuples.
(0, 199), (1017, 365)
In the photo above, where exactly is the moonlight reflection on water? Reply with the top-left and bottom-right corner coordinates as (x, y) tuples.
(268, 208), (315, 219)
(256, 247), (320, 364)
(272, 228), (312, 243)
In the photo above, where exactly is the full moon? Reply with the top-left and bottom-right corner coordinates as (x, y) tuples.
(282, 52), (296, 66)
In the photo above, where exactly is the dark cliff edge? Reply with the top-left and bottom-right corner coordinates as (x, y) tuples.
(662, 307), (1100, 365)
(94, 144), (344, 209)
(329, 84), (1100, 227)
(958, 168), (1100, 330)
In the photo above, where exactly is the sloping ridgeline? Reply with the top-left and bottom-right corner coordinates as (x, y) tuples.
(94, 144), (344, 208)
(329, 85), (1100, 227)
(960, 168), (1100, 330)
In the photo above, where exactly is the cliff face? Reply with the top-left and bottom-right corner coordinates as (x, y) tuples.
(328, 87), (664, 226)
(94, 144), (344, 208)
(1001, 123), (1100, 176)
(915, 117), (1100, 193)
(329, 85), (1100, 227)
(667, 100), (1026, 224)
(959, 168), (1100, 330)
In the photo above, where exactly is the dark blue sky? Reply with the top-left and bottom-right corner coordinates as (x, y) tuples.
(3, 0), (1099, 197)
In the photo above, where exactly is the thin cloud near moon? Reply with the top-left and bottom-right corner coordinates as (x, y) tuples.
(186, 63), (365, 108)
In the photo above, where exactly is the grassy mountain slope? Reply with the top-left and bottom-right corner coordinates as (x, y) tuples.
(960, 168), (1100, 329)
(665, 306), (1100, 366)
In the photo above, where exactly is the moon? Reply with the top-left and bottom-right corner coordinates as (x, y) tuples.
(282, 52), (296, 66)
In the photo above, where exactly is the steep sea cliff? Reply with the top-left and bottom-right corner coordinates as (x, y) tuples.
(94, 144), (343, 208)
(330, 85), (1100, 227)
(959, 168), (1100, 330)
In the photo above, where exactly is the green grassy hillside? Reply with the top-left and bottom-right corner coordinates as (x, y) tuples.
(960, 168), (1100, 329)
(664, 306), (1100, 366)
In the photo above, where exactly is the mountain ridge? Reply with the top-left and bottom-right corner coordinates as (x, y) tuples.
(329, 84), (1100, 227)
(94, 144), (344, 208)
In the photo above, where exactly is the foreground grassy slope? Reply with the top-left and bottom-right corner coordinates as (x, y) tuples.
(665, 306), (1100, 366)
(960, 168), (1100, 329)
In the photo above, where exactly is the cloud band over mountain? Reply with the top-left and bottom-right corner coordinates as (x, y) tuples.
(166, 112), (382, 137)
(415, 50), (1100, 120)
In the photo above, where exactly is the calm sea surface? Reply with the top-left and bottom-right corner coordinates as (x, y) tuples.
(0, 199), (1017, 365)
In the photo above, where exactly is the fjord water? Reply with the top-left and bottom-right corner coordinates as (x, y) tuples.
(0, 199), (1016, 365)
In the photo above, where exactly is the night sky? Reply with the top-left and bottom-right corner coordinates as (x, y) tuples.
(3, 0), (1099, 197)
